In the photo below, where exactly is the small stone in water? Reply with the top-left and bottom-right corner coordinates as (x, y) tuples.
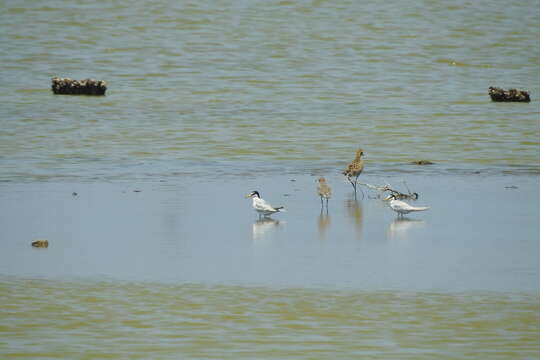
(31, 240), (49, 248)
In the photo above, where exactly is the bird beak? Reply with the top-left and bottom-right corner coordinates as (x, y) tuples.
(383, 195), (392, 201)
(245, 193), (252, 198)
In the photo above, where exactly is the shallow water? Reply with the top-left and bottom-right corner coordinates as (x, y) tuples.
(2, 175), (539, 359)
(1, 174), (539, 292)
(2, 0), (540, 358)
(1, 0), (540, 182)
(2, 278), (539, 360)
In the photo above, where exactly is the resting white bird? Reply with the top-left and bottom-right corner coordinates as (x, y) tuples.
(386, 194), (429, 217)
(246, 191), (286, 218)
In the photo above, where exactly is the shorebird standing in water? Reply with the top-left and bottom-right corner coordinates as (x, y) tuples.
(386, 194), (429, 217)
(316, 177), (331, 210)
(245, 191), (286, 219)
(343, 149), (364, 196)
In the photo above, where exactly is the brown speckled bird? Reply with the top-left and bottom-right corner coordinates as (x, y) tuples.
(317, 177), (331, 209)
(343, 149), (364, 195)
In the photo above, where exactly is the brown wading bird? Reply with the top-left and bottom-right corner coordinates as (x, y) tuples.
(342, 149), (364, 196)
(316, 177), (331, 210)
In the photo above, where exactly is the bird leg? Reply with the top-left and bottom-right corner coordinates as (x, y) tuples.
(354, 174), (364, 199)
(347, 176), (357, 192)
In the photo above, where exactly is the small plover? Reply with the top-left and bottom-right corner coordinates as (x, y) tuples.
(316, 177), (331, 209)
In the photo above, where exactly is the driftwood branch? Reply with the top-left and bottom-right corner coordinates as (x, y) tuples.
(359, 181), (419, 200)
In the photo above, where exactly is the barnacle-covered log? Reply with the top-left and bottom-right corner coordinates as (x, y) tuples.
(489, 87), (530, 102)
(51, 77), (107, 95)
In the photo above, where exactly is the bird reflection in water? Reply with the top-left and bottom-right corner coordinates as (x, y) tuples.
(252, 217), (280, 241)
(345, 195), (363, 239)
(317, 211), (331, 238)
(387, 217), (425, 239)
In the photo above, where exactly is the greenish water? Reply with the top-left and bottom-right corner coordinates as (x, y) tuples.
(1, 278), (539, 360)
(2, 0), (540, 358)
(1, 0), (539, 182)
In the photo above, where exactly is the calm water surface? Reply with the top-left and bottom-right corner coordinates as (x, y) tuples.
(1, 175), (539, 292)
(1, 0), (540, 358)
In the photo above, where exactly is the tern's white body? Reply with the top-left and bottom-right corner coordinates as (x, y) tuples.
(252, 197), (283, 216)
(389, 198), (429, 216)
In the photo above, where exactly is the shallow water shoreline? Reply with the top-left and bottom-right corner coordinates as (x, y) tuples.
(1, 172), (538, 294)
(2, 160), (540, 184)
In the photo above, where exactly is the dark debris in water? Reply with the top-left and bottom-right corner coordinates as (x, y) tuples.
(489, 87), (530, 102)
(31, 239), (49, 248)
(51, 77), (107, 96)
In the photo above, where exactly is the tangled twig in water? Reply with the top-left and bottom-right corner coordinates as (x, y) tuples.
(359, 181), (419, 200)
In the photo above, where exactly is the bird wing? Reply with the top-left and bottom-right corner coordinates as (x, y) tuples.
(351, 160), (364, 173)
(392, 200), (429, 212)
(254, 198), (278, 212)
(391, 199), (414, 212)
(323, 184), (332, 197)
(317, 183), (329, 197)
(344, 160), (363, 177)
